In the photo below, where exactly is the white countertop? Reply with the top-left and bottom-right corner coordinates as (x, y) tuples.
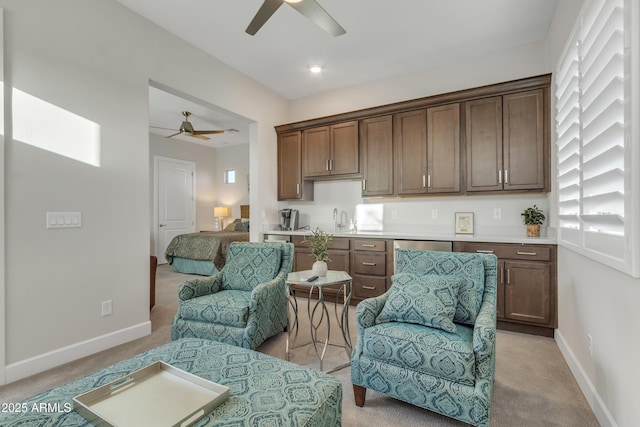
(263, 229), (557, 245)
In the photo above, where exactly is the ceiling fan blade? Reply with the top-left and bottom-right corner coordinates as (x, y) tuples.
(150, 126), (180, 131)
(246, 0), (284, 35)
(289, 0), (346, 36)
(192, 130), (225, 135)
(165, 131), (182, 138)
(189, 134), (210, 141)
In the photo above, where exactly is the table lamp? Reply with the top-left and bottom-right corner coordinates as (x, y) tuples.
(214, 206), (231, 231)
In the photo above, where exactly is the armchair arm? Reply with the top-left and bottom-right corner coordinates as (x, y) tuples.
(244, 274), (288, 349)
(472, 280), (498, 387)
(248, 275), (285, 313)
(177, 273), (223, 301)
(355, 293), (389, 330)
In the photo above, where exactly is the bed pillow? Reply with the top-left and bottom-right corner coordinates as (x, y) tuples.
(376, 273), (461, 333)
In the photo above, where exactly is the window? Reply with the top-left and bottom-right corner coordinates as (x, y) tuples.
(224, 169), (236, 184)
(555, 0), (639, 277)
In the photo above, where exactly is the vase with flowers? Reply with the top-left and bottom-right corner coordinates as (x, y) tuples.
(303, 228), (332, 277)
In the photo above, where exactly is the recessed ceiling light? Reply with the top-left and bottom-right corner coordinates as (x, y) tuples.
(310, 66), (322, 74)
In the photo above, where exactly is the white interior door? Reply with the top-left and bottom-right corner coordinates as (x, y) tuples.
(155, 156), (196, 264)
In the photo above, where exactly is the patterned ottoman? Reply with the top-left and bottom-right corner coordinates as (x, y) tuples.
(0, 338), (343, 426)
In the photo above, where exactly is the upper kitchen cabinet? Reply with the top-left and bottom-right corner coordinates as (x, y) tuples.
(394, 109), (427, 195)
(465, 89), (547, 193)
(277, 131), (313, 201)
(361, 115), (394, 197)
(395, 105), (461, 195)
(502, 89), (546, 191)
(303, 121), (359, 179)
(427, 103), (461, 193)
(275, 74), (551, 198)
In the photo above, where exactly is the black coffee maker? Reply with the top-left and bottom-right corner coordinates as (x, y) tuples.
(279, 209), (299, 231)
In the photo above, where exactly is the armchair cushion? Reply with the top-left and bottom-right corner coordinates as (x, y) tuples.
(178, 290), (250, 328)
(222, 244), (281, 291)
(362, 322), (476, 386)
(377, 273), (461, 333)
(395, 250), (485, 325)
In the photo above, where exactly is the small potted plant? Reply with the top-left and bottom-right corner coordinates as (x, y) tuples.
(303, 228), (332, 277)
(521, 205), (546, 237)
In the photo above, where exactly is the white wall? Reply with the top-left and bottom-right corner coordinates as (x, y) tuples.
(545, 1), (640, 426)
(215, 143), (250, 221)
(1, 0), (287, 383)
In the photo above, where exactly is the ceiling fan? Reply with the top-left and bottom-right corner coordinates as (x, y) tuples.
(151, 111), (224, 141)
(246, 0), (346, 37)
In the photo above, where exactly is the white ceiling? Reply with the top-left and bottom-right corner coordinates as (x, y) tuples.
(125, 0), (559, 147)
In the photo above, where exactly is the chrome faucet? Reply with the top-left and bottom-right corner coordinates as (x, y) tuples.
(333, 208), (349, 231)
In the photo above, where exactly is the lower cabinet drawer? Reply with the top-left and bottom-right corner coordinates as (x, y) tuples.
(353, 275), (387, 299)
(353, 253), (386, 276)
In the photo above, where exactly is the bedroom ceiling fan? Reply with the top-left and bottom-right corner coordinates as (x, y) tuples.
(246, 0), (346, 37)
(151, 111), (224, 140)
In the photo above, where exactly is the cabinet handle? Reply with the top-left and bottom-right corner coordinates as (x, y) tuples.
(361, 244), (376, 248)
(330, 159), (333, 171)
(362, 262), (377, 266)
(507, 268), (511, 285)
(428, 174), (431, 188)
(326, 160), (330, 171)
(422, 175), (426, 188)
(516, 251), (537, 256)
(498, 170), (502, 184)
(505, 169), (509, 184)
(362, 179), (366, 191)
(476, 249), (494, 254)
(500, 267), (504, 284)
(296, 183), (300, 194)
(362, 285), (376, 290)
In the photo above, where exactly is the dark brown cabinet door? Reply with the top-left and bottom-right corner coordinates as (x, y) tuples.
(303, 121), (359, 178)
(504, 260), (551, 325)
(497, 260), (506, 319)
(361, 115), (394, 196)
(330, 121), (359, 176)
(278, 131), (304, 200)
(503, 89), (545, 190)
(465, 96), (503, 192)
(427, 103), (461, 193)
(303, 126), (331, 177)
(395, 110), (427, 195)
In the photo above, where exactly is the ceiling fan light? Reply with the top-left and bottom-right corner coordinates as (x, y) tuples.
(310, 66), (322, 74)
(284, 0), (303, 3)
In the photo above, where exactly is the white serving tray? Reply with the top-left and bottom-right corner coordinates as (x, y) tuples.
(73, 361), (229, 427)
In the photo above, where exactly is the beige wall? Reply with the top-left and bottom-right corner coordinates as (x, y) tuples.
(1, 0), (286, 383)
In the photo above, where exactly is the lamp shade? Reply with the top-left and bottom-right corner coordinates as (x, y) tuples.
(214, 206), (231, 217)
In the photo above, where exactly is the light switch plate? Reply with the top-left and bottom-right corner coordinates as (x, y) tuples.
(47, 212), (82, 229)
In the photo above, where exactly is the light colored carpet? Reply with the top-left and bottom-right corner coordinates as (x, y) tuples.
(0, 265), (599, 427)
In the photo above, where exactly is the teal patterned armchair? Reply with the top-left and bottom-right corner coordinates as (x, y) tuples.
(351, 249), (498, 427)
(171, 242), (294, 350)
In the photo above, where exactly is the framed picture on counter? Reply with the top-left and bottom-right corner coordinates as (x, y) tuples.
(455, 212), (474, 234)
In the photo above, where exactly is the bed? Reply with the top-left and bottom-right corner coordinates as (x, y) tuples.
(164, 205), (250, 275)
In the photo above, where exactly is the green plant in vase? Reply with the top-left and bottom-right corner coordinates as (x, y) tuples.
(303, 228), (333, 277)
(521, 205), (545, 237)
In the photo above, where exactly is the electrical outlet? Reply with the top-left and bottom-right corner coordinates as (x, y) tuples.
(493, 208), (502, 219)
(101, 300), (113, 317)
(586, 334), (593, 356)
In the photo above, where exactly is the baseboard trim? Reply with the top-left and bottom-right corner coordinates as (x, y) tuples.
(4, 321), (151, 385)
(555, 330), (617, 427)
